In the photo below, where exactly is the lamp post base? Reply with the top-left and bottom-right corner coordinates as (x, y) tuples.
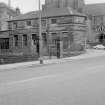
(39, 57), (43, 64)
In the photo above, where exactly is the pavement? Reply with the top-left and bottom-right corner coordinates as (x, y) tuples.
(0, 49), (105, 70)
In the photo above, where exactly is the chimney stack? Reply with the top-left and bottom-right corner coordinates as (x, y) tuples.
(16, 7), (20, 15)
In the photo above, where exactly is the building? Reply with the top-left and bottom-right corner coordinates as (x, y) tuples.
(0, 3), (20, 54)
(84, 3), (105, 44)
(43, 0), (85, 13)
(7, 0), (87, 58)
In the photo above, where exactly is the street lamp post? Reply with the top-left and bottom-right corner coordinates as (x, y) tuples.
(38, 0), (43, 64)
(8, 0), (11, 19)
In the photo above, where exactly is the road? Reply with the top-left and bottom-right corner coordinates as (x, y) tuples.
(0, 56), (105, 105)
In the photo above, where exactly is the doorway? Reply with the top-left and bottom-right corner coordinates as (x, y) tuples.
(99, 33), (105, 43)
(32, 34), (39, 55)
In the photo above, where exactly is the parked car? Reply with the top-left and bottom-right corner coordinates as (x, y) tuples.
(93, 44), (105, 50)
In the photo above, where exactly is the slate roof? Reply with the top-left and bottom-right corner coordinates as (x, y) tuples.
(9, 7), (86, 21)
(85, 3), (105, 16)
(0, 2), (16, 13)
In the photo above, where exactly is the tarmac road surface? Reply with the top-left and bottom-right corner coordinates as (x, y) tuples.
(0, 55), (105, 105)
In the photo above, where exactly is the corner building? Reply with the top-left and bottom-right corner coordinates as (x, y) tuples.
(8, 0), (87, 58)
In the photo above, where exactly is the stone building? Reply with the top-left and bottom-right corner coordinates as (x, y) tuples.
(84, 3), (105, 44)
(0, 3), (20, 53)
(8, 0), (87, 58)
(43, 0), (85, 13)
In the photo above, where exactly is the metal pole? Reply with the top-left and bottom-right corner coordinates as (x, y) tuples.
(8, 0), (11, 8)
(84, 35), (87, 50)
(85, 20), (88, 51)
(8, 0), (11, 51)
(38, 0), (43, 64)
(8, 0), (11, 19)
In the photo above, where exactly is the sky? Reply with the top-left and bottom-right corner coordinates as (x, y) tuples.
(0, 0), (105, 13)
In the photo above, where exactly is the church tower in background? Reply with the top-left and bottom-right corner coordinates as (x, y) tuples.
(44, 0), (85, 13)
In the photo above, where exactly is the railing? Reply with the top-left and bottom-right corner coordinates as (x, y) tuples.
(0, 49), (23, 56)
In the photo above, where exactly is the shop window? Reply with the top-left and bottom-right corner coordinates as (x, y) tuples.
(23, 34), (27, 46)
(14, 35), (18, 47)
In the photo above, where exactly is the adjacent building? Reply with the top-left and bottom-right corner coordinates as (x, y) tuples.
(43, 0), (85, 13)
(0, 3), (20, 54)
(84, 3), (105, 44)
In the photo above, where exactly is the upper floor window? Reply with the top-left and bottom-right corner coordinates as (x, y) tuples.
(26, 20), (32, 26)
(42, 19), (46, 27)
(8, 22), (13, 30)
(74, 16), (85, 24)
(51, 19), (57, 24)
(13, 22), (18, 29)
(58, 17), (73, 24)
(93, 16), (97, 25)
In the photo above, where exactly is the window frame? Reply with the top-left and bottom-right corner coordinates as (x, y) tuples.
(26, 20), (32, 26)
(14, 35), (18, 47)
(51, 18), (57, 24)
(23, 34), (28, 46)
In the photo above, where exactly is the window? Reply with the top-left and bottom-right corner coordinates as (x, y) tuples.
(51, 19), (57, 24)
(14, 35), (18, 47)
(23, 34), (27, 46)
(32, 34), (39, 45)
(62, 32), (69, 50)
(13, 22), (18, 29)
(42, 19), (46, 27)
(0, 38), (9, 49)
(0, 22), (2, 30)
(8, 22), (13, 30)
(74, 16), (85, 24)
(26, 20), (32, 26)
(42, 33), (47, 44)
(94, 16), (97, 25)
(59, 17), (73, 24)
(52, 33), (57, 36)
(51, 33), (57, 45)
(63, 37), (69, 50)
